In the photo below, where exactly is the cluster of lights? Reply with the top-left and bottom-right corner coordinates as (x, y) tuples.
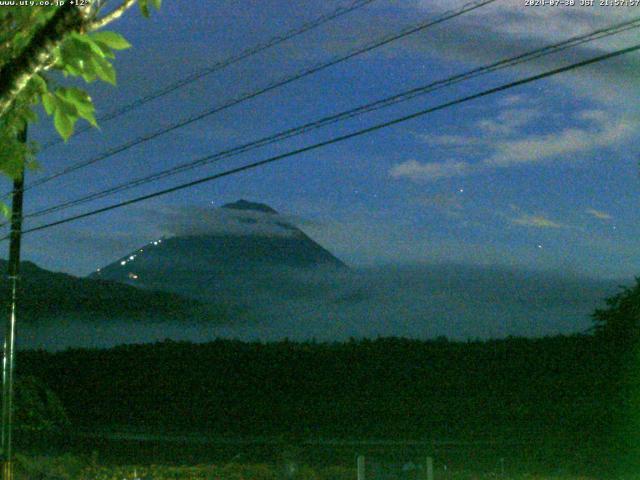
(94, 238), (165, 273)
(118, 239), (163, 268)
(120, 254), (137, 267)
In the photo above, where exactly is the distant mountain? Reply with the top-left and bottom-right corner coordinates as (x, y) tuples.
(90, 200), (346, 302)
(222, 199), (278, 214)
(0, 260), (206, 324)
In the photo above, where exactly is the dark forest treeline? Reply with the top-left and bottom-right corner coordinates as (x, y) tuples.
(16, 334), (633, 443)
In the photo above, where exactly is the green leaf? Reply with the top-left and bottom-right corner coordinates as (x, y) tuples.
(71, 32), (112, 59)
(0, 202), (10, 220)
(28, 74), (47, 95)
(41, 86), (99, 141)
(54, 94), (78, 117)
(90, 41), (116, 59)
(90, 56), (116, 85)
(57, 87), (91, 110)
(77, 109), (98, 128)
(53, 110), (74, 141)
(58, 87), (98, 127)
(21, 109), (38, 124)
(139, 0), (150, 17)
(46, 87), (100, 132)
(59, 37), (88, 65)
(41, 93), (56, 116)
(0, 137), (28, 178)
(59, 88), (98, 128)
(80, 67), (98, 83)
(150, 0), (162, 9)
(90, 31), (131, 50)
(24, 156), (40, 172)
(58, 37), (103, 82)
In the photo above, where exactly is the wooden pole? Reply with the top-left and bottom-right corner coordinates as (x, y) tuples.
(357, 455), (365, 480)
(1, 125), (26, 480)
(425, 456), (434, 480)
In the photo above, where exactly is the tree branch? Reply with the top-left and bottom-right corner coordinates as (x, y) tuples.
(0, 0), (139, 119)
(0, 5), (85, 118)
(87, 0), (138, 32)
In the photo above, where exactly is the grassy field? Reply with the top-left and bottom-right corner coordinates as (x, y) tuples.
(12, 454), (605, 480)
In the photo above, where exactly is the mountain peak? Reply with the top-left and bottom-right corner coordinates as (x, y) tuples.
(221, 200), (277, 214)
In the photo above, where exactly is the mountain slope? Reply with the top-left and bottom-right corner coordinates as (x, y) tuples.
(0, 260), (205, 324)
(90, 200), (346, 301)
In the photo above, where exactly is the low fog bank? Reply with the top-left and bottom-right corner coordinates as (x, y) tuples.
(225, 264), (622, 340)
(17, 263), (623, 350)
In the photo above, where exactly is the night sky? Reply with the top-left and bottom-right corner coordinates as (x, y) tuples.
(4, 0), (640, 280)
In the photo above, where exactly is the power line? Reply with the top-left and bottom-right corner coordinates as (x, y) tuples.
(1, 0), (380, 200)
(19, 16), (640, 222)
(9, 42), (639, 240)
(38, 0), (380, 150)
(24, 17), (640, 219)
(16, 0), (498, 196)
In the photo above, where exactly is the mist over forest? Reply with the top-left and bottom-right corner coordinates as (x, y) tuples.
(12, 262), (621, 350)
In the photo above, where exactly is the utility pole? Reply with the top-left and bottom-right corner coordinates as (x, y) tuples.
(1, 126), (26, 480)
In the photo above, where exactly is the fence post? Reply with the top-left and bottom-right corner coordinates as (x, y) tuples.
(425, 456), (434, 480)
(357, 455), (365, 480)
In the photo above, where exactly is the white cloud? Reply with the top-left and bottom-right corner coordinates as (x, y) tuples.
(418, 134), (477, 147)
(148, 206), (299, 238)
(416, 134), (488, 153)
(586, 208), (612, 220)
(484, 114), (635, 167)
(511, 214), (565, 229)
(292, 1), (639, 110)
(402, 0), (640, 108)
(389, 159), (473, 182)
(415, 0), (635, 49)
(401, 107), (636, 182)
(577, 109), (611, 123)
(498, 94), (527, 107)
(476, 108), (541, 137)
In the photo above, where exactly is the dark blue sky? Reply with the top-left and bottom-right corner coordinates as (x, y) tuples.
(5, 0), (640, 279)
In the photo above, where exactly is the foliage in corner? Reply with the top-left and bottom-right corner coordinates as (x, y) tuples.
(592, 277), (640, 345)
(0, 1), (161, 214)
(139, 0), (162, 18)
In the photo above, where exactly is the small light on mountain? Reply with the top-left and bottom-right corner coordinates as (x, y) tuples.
(129, 255), (135, 261)
(153, 241), (158, 246)
(128, 272), (139, 280)
(120, 261), (126, 266)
